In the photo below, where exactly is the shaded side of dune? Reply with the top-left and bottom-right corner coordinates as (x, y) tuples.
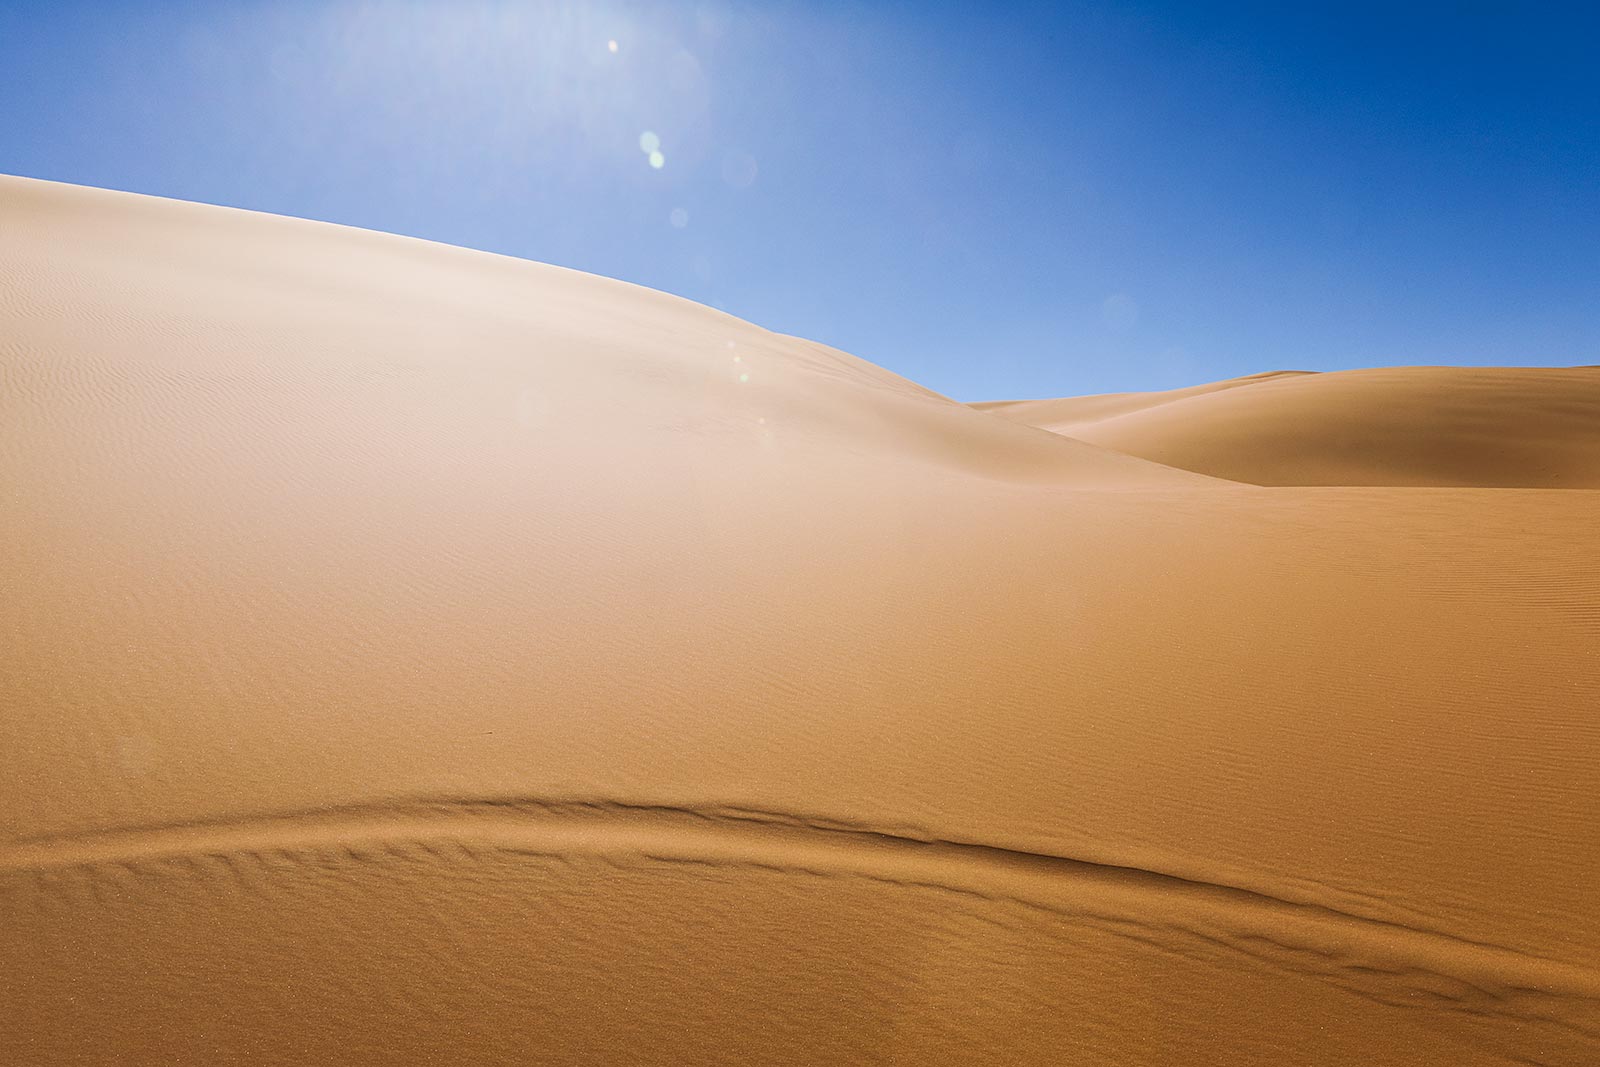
(977, 366), (1600, 487)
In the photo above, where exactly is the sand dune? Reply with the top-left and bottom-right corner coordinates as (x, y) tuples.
(980, 366), (1600, 486)
(972, 369), (1315, 428)
(5, 175), (1600, 1065)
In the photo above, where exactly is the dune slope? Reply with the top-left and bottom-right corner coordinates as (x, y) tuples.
(4, 176), (1600, 1066)
(981, 366), (1600, 486)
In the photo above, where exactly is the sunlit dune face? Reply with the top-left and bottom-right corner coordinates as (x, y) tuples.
(7, 173), (1600, 1067)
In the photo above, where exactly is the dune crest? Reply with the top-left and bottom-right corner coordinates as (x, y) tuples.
(978, 366), (1600, 487)
(5, 176), (1599, 1065)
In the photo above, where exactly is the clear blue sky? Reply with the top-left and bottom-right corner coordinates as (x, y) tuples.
(3, 1), (1597, 400)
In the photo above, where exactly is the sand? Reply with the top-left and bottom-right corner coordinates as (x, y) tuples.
(3, 174), (1598, 1065)
(977, 367), (1600, 487)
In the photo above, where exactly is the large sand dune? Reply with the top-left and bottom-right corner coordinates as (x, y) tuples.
(4, 175), (1599, 1065)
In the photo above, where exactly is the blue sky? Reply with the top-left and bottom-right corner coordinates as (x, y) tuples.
(3, 1), (1597, 400)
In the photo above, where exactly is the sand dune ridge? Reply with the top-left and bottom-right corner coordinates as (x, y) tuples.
(6, 794), (1599, 1045)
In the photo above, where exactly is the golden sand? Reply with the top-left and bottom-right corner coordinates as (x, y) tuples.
(4, 176), (1598, 1064)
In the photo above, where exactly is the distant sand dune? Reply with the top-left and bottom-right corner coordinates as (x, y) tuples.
(4, 175), (1599, 1065)
(972, 369), (1314, 427)
(979, 366), (1600, 486)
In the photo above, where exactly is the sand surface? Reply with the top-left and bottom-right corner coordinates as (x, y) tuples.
(4, 175), (1599, 1065)
(977, 367), (1600, 486)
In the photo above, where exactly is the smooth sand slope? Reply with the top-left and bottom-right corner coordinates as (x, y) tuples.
(4, 175), (1600, 1066)
(978, 366), (1600, 486)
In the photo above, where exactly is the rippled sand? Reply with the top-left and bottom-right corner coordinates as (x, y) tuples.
(5, 175), (1598, 1065)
